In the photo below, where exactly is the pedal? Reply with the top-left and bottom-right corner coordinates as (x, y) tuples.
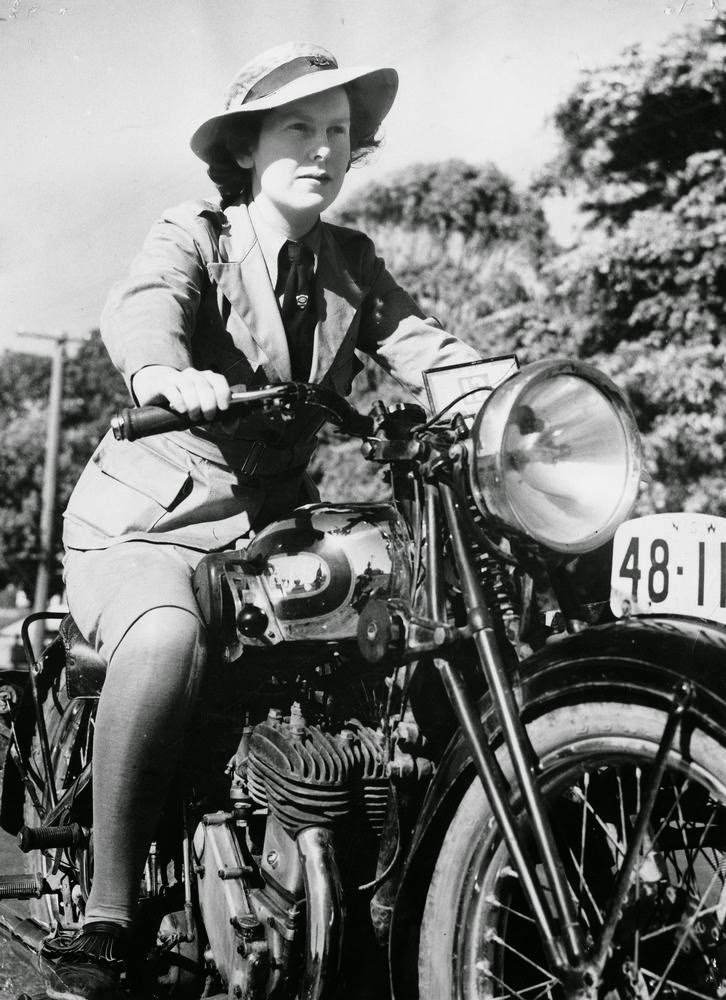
(18, 822), (87, 853)
(0, 872), (51, 899)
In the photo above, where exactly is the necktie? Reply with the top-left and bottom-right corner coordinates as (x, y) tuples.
(277, 240), (317, 381)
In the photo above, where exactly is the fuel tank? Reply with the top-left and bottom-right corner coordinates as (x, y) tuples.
(193, 503), (412, 659)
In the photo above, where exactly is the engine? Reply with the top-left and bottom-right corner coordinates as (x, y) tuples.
(192, 704), (400, 1000)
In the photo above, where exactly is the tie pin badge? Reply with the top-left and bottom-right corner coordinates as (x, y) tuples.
(296, 294), (309, 309)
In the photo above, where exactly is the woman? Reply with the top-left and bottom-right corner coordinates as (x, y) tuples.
(46, 41), (480, 997)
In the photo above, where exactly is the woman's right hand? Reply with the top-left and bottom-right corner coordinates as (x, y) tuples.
(130, 365), (231, 421)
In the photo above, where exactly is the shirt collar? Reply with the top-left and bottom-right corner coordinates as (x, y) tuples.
(246, 200), (321, 290)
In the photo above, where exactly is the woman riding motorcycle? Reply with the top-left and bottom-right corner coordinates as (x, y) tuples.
(47, 41), (481, 998)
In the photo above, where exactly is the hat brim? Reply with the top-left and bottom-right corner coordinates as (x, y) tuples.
(190, 65), (398, 163)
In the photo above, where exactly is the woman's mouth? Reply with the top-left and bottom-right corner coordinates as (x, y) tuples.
(297, 171), (331, 183)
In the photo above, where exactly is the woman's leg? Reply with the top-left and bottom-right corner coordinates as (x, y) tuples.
(63, 543), (207, 927)
(84, 605), (205, 924)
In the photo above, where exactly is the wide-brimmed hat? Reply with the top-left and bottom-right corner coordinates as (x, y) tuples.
(190, 42), (398, 164)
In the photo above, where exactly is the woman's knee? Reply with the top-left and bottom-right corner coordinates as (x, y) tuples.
(109, 606), (207, 688)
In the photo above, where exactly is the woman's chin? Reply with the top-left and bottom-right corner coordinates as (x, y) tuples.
(291, 191), (328, 212)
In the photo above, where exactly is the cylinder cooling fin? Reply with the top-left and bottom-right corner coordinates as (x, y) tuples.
(344, 720), (389, 837)
(245, 709), (388, 839)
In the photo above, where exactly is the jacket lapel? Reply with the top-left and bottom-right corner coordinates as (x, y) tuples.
(311, 225), (364, 382)
(204, 207), (364, 385)
(206, 204), (292, 381)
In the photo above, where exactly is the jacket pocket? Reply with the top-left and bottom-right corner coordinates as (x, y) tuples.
(65, 436), (192, 540)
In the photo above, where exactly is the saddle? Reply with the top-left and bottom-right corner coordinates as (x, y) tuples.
(58, 615), (107, 698)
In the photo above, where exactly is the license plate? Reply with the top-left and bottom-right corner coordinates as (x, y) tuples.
(610, 513), (726, 625)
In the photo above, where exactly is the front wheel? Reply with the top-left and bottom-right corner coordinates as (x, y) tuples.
(419, 698), (726, 1000)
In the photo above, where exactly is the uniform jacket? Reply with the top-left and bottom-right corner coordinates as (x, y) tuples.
(63, 199), (480, 553)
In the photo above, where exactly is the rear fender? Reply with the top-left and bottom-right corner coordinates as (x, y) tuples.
(389, 615), (726, 1000)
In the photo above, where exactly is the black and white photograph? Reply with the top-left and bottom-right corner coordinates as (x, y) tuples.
(1, 1), (726, 997)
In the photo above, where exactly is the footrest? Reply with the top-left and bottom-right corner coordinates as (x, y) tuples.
(0, 872), (50, 899)
(18, 822), (87, 853)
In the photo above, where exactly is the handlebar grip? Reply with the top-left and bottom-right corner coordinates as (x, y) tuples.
(111, 405), (194, 442)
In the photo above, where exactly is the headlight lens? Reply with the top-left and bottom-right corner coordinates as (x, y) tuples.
(468, 360), (642, 553)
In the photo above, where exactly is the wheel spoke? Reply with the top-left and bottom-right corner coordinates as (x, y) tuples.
(649, 866), (725, 999)
(642, 967), (722, 1000)
(639, 916), (695, 943)
(566, 846), (603, 925)
(648, 776), (691, 849)
(677, 800), (719, 890)
(663, 843), (685, 881)
(634, 766), (642, 976)
(578, 771), (590, 926)
(616, 767), (628, 855)
(570, 783), (625, 859)
(486, 971), (556, 1000)
(672, 774), (695, 887)
(487, 931), (560, 982)
(484, 895), (537, 925)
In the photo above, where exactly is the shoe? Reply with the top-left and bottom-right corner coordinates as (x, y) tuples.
(40, 921), (127, 1000)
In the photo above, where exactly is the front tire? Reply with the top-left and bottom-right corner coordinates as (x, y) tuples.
(419, 698), (726, 999)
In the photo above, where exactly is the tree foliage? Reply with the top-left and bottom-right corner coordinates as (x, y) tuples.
(338, 159), (550, 250)
(0, 335), (127, 591)
(545, 15), (726, 224)
(520, 15), (726, 516)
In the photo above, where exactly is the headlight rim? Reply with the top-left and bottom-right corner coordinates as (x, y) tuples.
(467, 358), (643, 554)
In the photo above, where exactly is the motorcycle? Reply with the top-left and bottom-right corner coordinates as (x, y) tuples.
(2, 356), (726, 1000)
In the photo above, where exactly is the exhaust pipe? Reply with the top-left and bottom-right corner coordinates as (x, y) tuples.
(296, 827), (344, 1000)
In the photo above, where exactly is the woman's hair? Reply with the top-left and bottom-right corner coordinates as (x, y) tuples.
(206, 113), (264, 209)
(346, 83), (382, 165)
(207, 84), (381, 208)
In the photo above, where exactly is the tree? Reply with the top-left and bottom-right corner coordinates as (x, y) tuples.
(523, 15), (726, 516)
(546, 15), (726, 225)
(0, 334), (128, 591)
(338, 159), (549, 250)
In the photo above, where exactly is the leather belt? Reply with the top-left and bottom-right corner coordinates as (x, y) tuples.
(236, 438), (317, 480)
(170, 429), (318, 478)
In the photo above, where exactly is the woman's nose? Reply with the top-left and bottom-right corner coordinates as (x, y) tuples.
(311, 134), (331, 160)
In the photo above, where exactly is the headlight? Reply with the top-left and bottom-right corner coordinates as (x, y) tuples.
(468, 359), (642, 553)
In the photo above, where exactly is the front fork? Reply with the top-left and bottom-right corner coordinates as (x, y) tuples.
(431, 484), (689, 988)
(434, 483), (581, 973)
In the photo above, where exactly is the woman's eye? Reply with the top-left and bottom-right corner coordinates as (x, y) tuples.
(289, 122), (308, 133)
(329, 125), (348, 136)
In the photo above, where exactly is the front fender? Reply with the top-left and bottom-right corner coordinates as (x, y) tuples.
(389, 615), (726, 1000)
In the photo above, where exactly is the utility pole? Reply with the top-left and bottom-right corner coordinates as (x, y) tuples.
(18, 331), (85, 654)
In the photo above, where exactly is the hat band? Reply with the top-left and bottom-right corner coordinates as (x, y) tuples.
(235, 55), (338, 109)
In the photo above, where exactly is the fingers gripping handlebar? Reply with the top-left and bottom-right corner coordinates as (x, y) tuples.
(111, 383), (375, 442)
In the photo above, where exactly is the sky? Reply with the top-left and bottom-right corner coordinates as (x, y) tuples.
(0, 0), (717, 353)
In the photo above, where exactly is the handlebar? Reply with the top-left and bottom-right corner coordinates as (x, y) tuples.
(111, 382), (375, 442)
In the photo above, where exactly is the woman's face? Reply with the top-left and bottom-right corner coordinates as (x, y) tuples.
(236, 86), (351, 233)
